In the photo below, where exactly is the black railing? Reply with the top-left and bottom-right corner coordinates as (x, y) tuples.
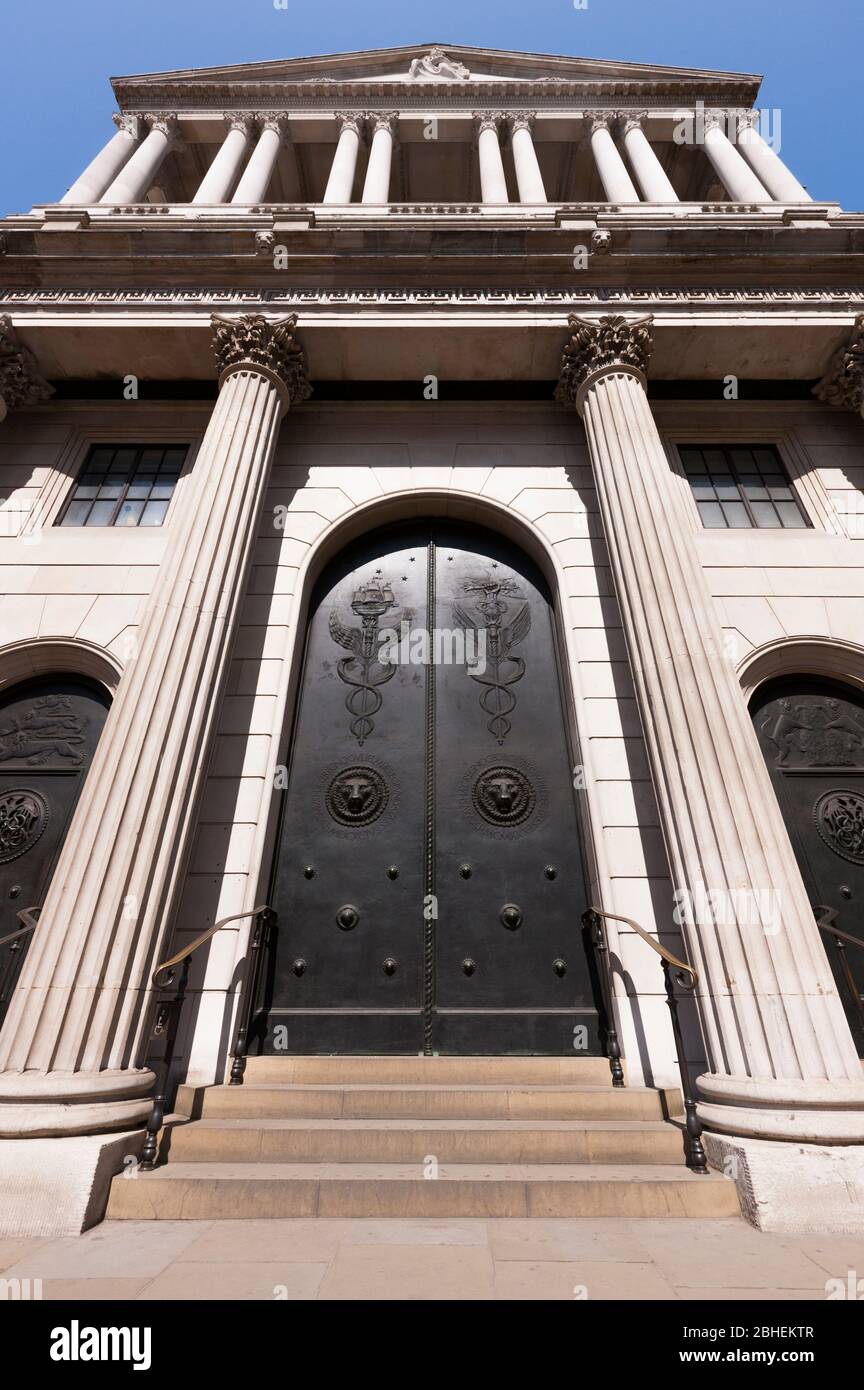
(0, 906), (41, 1024)
(139, 904), (275, 1169)
(814, 905), (864, 1038)
(582, 906), (708, 1174)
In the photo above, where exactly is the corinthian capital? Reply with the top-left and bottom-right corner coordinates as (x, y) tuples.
(813, 315), (864, 414)
(473, 111), (503, 137)
(508, 110), (536, 134)
(0, 316), (55, 421)
(144, 112), (182, 146)
(211, 313), (312, 409)
(112, 113), (141, 140)
(224, 111), (258, 136)
(366, 110), (398, 136)
(618, 109), (647, 135)
(555, 314), (654, 410)
(584, 110), (613, 135)
(334, 111), (364, 138)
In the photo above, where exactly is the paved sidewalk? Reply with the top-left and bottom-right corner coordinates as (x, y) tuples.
(2, 1218), (864, 1300)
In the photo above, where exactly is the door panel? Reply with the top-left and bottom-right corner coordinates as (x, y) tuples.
(0, 678), (110, 1026)
(752, 677), (864, 1054)
(264, 521), (598, 1054)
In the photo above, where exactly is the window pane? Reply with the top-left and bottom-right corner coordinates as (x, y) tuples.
(71, 485), (99, 500)
(703, 450), (729, 472)
(126, 482), (153, 499)
(60, 500), (91, 526)
(698, 501), (727, 527)
(85, 500), (116, 526)
(161, 448), (187, 470)
(140, 499), (169, 526)
(140, 449), (164, 469)
(714, 481), (739, 500)
(679, 448), (705, 472)
(730, 449), (755, 470)
(750, 502), (781, 527)
(116, 500), (144, 526)
(721, 501), (751, 528)
(88, 447), (114, 469)
(97, 482), (124, 500)
(150, 483), (175, 500)
(776, 501), (808, 528)
(754, 448), (780, 470)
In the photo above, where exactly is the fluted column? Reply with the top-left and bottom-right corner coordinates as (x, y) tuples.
(508, 112), (547, 203)
(0, 315), (311, 1137)
(587, 112), (639, 203)
(619, 111), (678, 202)
(702, 111), (770, 202)
(735, 111), (811, 203)
(556, 314), (864, 1144)
(231, 114), (288, 203)
(474, 112), (509, 204)
(192, 113), (256, 204)
(361, 112), (397, 204)
(100, 114), (180, 204)
(61, 116), (141, 204)
(323, 112), (363, 204)
(0, 316), (54, 423)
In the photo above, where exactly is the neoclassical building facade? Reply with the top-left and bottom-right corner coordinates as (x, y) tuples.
(0, 44), (863, 1235)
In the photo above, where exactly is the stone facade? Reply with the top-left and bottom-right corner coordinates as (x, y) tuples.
(0, 44), (863, 1234)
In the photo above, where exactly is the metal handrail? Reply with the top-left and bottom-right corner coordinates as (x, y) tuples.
(0, 905), (41, 950)
(814, 904), (864, 1036)
(582, 906), (708, 1174)
(139, 903), (276, 1170)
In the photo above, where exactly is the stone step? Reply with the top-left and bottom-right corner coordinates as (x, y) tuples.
(189, 1083), (677, 1122)
(107, 1161), (739, 1220)
(166, 1116), (686, 1165)
(238, 1056), (617, 1085)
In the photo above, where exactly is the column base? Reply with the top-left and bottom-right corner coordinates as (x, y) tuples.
(705, 1132), (864, 1234)
(0, 1069), (155, 1137)
(698, 1071), (864, 1143)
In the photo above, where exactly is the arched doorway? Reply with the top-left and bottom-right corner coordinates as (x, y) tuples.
(261, 519), (599, 1055)
(0, 675), (111, 1025)
(752, 674), (864, 1053)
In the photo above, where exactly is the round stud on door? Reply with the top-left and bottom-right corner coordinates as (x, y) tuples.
(292, 958), (307, 976)
(544, 865), (557, 880)
(500, 903), (523, 931)
(552, 958), (567, 977)
(336, 904), (360, 931)
(458, 863), (472, 879)
(462, 958), (476, 976)
(386, 866), (399, 880)
(840, 884), (852, 899)
(303, 865), (315, 879)
(8, 885), (21, 899)
(382, 957), (398, 976)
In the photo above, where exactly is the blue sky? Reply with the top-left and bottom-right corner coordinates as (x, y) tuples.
(1, 0), (861, 214)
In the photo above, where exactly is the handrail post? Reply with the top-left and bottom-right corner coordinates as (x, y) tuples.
(660, 958), (708, 1173)
(582, 908), (625, 1087)
(230, 906), (276, 1085)
(139, 957), (189, 1170)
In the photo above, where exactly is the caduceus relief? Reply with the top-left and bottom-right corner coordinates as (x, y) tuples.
(454, 573), (531, 745)
(328, 577), (398, 745)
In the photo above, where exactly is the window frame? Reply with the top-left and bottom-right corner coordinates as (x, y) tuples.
(674, 441), (812, 532)
(55, 442), (191, 530)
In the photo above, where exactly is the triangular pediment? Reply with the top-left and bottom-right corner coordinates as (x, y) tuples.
(112, 42), (761, 102)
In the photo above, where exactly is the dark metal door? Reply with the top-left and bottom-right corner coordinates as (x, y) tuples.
(752, 676), (864, 1053)
(0, 678), (110, 1026)
(265, 521), (598, 1054)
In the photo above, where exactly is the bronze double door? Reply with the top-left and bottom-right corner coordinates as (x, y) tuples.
(264, 521), (599, 1054)
(0, 677), (110, 1027)
(753, 676), (864, 1054)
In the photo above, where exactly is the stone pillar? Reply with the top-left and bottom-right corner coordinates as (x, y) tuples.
(361, 112), (397, 204)
(619, 111), (678, 202)
(735, 111), (812, 203)
(587, 113), (640, 203)
(192, 113), (257, 204)
(556, 314), (864, 1143)
(474, 112), (508, 204)
(231, 115), (288, 203)
(507, 113), (547, 203)
(0, 316), (55, 423)
(323, 112), (363, 204)
(61, 116), (141, 205)
(0, 314), (311, 1137)
(99, 114), (180, 204)
(702, 111), (770, 202)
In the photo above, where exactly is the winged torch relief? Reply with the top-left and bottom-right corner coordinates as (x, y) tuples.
(454, 573), (531, 745)
(329, 577), (399, 745)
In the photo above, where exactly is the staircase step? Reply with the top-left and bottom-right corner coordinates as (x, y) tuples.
(238, 1056), (617, 1085)
(189, 1084), (677, 1122)
(166, 1117), (685, 1165)
(107, 1161), (739, 1220)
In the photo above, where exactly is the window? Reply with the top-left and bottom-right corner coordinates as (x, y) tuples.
(58, 444), (188, 528)
(677, 444), (809, 530)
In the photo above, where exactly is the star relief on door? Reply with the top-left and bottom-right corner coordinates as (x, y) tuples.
(453, 571), (531, 745)
(328, 574), (399, 745)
